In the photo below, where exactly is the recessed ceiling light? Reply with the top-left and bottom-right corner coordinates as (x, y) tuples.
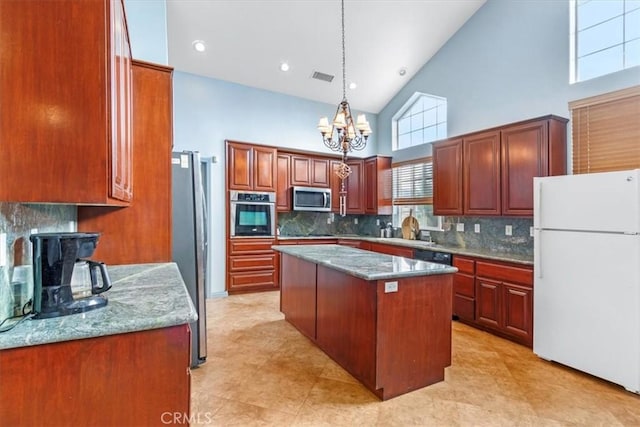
(398, 68), (407, 76)
(192, 40), (206, 52)
(349, 82), (357, 90)
(280, 62), (290, 72)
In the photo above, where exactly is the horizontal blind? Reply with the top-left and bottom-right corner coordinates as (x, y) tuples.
(392, 158), (433, 205)
(571, 86), (640, 174)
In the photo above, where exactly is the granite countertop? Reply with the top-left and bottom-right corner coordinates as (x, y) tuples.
(277, 235), (533, 265)
(0, 263), (197, 351)
(273, 244), (458, 281)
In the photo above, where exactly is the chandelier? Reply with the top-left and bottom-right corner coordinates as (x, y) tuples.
(317, 0), (372, 216)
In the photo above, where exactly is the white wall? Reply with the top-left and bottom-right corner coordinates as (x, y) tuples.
(124, 0), (168, 65)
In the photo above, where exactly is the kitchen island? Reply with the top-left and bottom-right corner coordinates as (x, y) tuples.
(0, 263), (197, 426)
(273, 244), (457, 400)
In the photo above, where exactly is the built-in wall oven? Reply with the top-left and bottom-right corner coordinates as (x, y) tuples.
(229, 190), (276, 237)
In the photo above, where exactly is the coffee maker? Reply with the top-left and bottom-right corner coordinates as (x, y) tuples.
(30, 232), (112, 319)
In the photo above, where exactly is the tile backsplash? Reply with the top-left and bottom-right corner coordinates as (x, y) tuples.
(0, 203), (76, 322)
(278, 211), (533, 257)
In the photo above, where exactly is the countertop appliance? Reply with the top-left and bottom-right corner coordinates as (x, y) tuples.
(533, 169), (640, 393)
(293, 186), (331, 212)
(230, 190), (276, 237)
(172, 151), (207, 368)
(30, 232), (111, 319)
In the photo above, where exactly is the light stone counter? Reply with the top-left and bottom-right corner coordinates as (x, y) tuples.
(0, 263), (197, 350)
(273, 244), (457, 281)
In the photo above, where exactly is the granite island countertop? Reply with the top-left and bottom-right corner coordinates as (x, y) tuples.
(273, 244), (458, 280)
(0, 262), (197, 350)
(277, 235), (533, 265)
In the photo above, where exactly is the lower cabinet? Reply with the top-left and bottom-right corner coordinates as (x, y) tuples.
(452, 256), (476, 322)
(367, 242), (414, 258)
(227, 238), (277, 294)
(474, 260), (534, 347)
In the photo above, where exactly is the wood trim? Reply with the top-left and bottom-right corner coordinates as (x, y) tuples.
(392, 156), (433, 167)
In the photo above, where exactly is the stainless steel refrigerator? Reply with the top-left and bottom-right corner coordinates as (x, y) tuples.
(172, 151), (207, 367)
(533, 169), (640, 393)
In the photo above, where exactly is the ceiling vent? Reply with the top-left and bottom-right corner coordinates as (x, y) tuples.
(311, 71), (334, 83)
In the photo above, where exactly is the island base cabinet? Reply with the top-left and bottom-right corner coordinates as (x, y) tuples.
(0, 325), (191, 426)
(280, 256), (318, 341)
(314, 264), (452, 400)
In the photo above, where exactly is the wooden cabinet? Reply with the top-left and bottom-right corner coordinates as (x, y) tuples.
(227, 238), (277, 294)
(501, 116), (567, 216)
(475, 260), (533, 347)
(291, 155), (330, 188)
(368, 242), (414, 258)
(0, 0), (133, 205)
(433, 138), (463, 216)
(433, 116), (567, 217)
(0, 325), (191, 426)
(226, 141), (277, 192)
(464, 130), (501, 216)
(78, 61), (173, 264)
(279, 254), (318, 340)
(452, 256), (476, 322)
(364, 156), (392, 215)
(276, 154), (291, 211)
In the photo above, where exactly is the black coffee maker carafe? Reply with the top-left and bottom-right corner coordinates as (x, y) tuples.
(30, 232), (112, 319)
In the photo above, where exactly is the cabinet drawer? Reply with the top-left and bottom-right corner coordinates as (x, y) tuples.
(476, 261), (533, 286)
(453, 273), (475, 297)
(453, 256), (475, 274)
(228, 270), (277, 291)
(229, 254), (275, 271)
(453, 295), (475, 321)
(229, 239), (275, 255)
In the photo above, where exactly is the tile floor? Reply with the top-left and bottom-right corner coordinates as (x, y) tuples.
(191, 291), (640, 426)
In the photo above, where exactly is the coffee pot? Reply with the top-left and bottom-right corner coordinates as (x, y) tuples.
(30, 232), (112, 319)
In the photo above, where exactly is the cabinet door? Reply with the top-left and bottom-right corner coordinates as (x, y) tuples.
(433, 139), (463, 216)
(346, 159), (364, 214)
(311, 158), (330, 187)
(253, 146), (277, 191)
(475, 277), (501, 330)
(110, 0), (133, 202)
(291, 156), (311, 186)
(276, 154), (291, 211)
(464, 131), (501, 216)
(501, 120), (547, 216)
(227, 143), (253, 190)
(502, 282), (533, 346)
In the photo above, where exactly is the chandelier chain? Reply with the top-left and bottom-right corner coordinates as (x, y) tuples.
(341, 0), (346, 101)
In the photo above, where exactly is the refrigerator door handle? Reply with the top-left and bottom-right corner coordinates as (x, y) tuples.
(534, 229), (542, 279)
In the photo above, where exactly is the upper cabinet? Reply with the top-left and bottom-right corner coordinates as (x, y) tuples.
(433, 116), (567, 217)
(364, 156), (392, 215)
(226, 141), (277, 192)
(0, 0), (133, 205)
(433, 138), (463, 216)
(290, 155), (330, 188)
(330, 159), (364, 214)
(276, 154), (291, 211)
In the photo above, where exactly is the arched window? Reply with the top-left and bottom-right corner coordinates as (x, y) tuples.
(392, 92), (447, 151)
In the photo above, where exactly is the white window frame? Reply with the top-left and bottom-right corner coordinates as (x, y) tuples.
(392, 158), (443, 232)
(570, 0), (640, 84)
(392, 92), (447, 151)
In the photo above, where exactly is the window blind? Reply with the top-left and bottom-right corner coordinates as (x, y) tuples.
(392, 158), (433, 205)
(570, 86), (640, 174)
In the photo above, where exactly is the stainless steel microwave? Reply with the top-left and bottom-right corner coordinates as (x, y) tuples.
(292, 186), (331, 212)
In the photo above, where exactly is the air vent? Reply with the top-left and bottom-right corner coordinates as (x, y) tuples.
(311, 71), (334, 83)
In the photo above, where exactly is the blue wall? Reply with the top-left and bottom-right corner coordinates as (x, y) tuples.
(124, 0), (168, 65)
(383, 0), (640, 162)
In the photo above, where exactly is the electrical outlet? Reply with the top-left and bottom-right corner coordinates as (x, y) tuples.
(384, 281), (398, 293)
(456, 223), (464, 232)
(68, 221), (75, 231)
(376, 219), (380, 226)
(0, 233), (6, 267)
(505, 225), (513, 236)
(354, 218), (358, 225)
(530, 226), (534, 237)
(474, 224), (480, 233)
(327, 217), (331, 224)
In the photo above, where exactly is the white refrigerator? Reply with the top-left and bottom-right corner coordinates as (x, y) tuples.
(533, 169), (640, 394)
